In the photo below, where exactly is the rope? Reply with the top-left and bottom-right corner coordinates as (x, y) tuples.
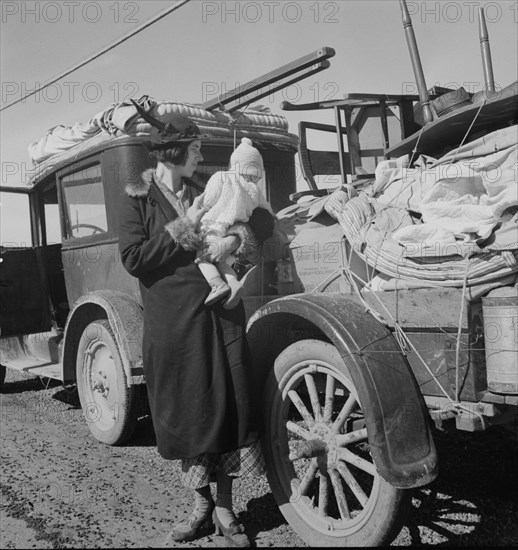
(455, 260), (471, 402)
(345, 97), (492, 272)
(449, 99), (487, 164)
(332, 259), (490, 429)
(217, 103), (253, 151)
(408, 126), (425, 167)
(341, 267), (454, 400)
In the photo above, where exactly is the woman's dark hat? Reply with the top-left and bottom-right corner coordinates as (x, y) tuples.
(131, 100), (209, 149)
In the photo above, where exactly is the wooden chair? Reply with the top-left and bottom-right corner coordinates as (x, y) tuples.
(285, 94), (422, 201)
(297, 120), (350, 192)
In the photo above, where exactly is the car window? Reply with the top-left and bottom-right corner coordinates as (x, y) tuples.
(61, 164), (108, 239)
(40, 181), (61, 245)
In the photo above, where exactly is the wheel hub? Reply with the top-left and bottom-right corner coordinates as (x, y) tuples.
(92, 370), (109, 398)
(290, 422), (342, 468)
(310, 422), (338, 465)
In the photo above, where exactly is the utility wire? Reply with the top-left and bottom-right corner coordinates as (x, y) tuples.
(0, 0), (191, 112)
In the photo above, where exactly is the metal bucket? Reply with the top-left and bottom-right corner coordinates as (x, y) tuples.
(482, 291), (518, 394)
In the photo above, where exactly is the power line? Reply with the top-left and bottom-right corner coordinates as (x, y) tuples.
(0, 0), (191, 113)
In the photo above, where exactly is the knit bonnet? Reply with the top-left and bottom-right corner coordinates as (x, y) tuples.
(230, 137), (264, 178)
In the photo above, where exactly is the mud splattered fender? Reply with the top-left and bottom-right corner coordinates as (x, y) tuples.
(247, 293), (438, 488)
(62, 290), (143, 385)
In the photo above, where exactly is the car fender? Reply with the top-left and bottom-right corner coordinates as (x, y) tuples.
(62, 290), (144, 386)
(247, 293), (438, 488)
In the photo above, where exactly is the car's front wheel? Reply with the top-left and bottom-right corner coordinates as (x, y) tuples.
(263, 339), (410, 547)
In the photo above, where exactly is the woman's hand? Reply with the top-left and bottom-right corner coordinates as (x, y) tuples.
(185, 196), (208, 227)
(200, 235), (240, 263)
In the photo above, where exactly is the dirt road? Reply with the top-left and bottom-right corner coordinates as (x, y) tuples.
(1, 368), (517, 548)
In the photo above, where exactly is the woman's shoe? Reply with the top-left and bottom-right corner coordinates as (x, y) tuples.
(212, 509), (250, 547)
(168, 502), (215, 542)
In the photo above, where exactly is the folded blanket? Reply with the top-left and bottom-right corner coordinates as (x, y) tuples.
(373, 125), (518, 252)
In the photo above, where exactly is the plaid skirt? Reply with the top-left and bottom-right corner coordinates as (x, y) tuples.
(181, 440), (265, 489)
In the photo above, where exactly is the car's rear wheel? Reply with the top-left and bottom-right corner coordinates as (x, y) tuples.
(76, 320), (137, 445)
(263, 339), (410, 547)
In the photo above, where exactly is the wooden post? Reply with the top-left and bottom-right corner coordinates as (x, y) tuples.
(343, 107), (362, 179)
(333, 106), (347, 185)
(379, 99), (390, 155)
(201, 46), (335, 111)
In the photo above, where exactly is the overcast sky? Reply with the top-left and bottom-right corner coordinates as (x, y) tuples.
(1, 0), (517, 243)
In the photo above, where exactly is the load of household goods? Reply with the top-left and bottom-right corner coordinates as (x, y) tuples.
(27, 94), (291, 168)
(279, 123), (517, 297)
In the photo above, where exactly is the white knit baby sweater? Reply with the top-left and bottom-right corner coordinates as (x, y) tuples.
(200, 170), (273, 235)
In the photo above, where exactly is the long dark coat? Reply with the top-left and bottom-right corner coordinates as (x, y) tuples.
(118, 169), (274, 460)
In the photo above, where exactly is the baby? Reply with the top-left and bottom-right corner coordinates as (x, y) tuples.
(196, 137), (273, 309)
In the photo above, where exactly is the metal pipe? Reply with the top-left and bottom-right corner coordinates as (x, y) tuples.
(399, 0), (433, 124)
(479, 8), (496, 92)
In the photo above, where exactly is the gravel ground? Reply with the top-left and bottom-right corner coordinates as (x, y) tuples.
(1, 368), (517, 548)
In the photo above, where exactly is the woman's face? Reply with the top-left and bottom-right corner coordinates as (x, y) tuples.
(179, 139), (203, 178)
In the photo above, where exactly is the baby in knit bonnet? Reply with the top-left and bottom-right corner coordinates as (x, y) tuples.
(197, 137), (273, 309)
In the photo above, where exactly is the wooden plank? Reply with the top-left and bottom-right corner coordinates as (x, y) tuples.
(201, 46), (335, 111)
(361, 287), (469, 329)
(333, 106), (347, 184)
(385, 86), (518, 158)
(226, 62), (330, 113)
(23, 363), (63, 380)
(400, 331), (485, 402)
(281, 93), (420, 111)
(343, 107), (362, 177)
(1, 358), (63, 381)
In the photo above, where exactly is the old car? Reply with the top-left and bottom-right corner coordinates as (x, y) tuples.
(1, 5), (516, 546)
(0, 96), (299, 440)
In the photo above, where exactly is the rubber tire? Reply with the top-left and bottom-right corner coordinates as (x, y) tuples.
(76, 320), (137, 445)
(262, 339), (410, 547)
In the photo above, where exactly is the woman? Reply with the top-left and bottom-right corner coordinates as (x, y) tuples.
(118, 110), (274, 547)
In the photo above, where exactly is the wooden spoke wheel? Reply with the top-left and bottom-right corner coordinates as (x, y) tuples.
(263, 339), (410, 547)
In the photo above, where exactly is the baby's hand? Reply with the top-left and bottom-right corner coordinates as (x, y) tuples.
(186, 196), (208, 226)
